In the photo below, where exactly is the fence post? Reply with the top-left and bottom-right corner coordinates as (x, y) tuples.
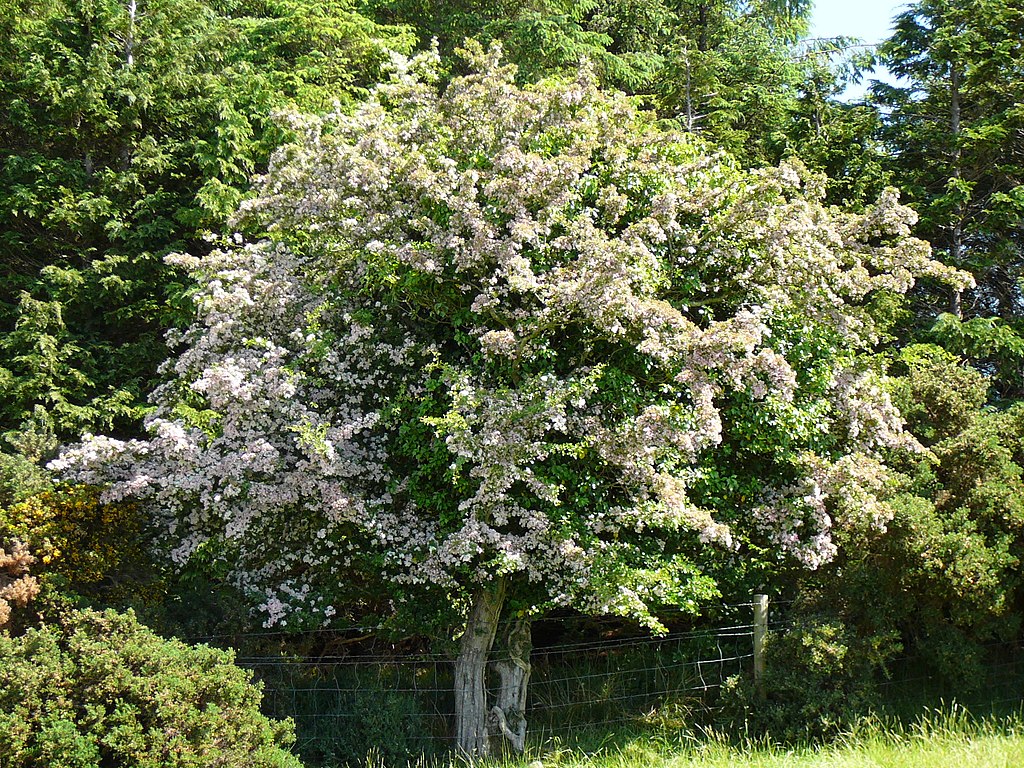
(753, 593), (768, 701)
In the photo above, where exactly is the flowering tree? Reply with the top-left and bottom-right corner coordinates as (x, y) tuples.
(55, 44), (970, 755)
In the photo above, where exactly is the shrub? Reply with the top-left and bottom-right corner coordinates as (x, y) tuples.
(0, 539), (39, 630)
(720, 618), (899, 742)
(0, 608), (303, 768)
(1, 484), (261, 640)
(0, 452), (50, 509)
(0, 485), (160, 609)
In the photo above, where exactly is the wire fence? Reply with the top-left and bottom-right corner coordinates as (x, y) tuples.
(874, 638), (1024, 715)
(191, 603), (1024, 766)
(188, 603), (767, 762)
(526, 620), (760, 738)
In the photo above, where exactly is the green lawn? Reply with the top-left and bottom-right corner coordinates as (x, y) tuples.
(544, 732), (1024, 768)
(433, 710), (1024, 768)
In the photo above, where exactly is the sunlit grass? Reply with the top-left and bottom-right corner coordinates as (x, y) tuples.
(369, 707), (1024, 768)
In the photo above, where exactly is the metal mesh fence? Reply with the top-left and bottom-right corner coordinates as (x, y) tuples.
(189, 604), (774, 763)
(190, 605), (1024, 766)
(251, 655), (455, 760)
(875, 639), (1024, 715)
(526, 622), (756, 737)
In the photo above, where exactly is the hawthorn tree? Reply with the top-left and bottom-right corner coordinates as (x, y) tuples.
(56, 45), (969, 755)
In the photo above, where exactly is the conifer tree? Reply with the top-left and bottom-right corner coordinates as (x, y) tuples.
(0, 0), (411, 443)
(877, 0), (1024, 396)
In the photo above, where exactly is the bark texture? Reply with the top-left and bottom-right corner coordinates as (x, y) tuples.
(490, 617), (532, 754)
(454, 578), (506, 757)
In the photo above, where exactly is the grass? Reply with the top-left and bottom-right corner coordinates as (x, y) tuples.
(363, 708), (1024, 768)
(260, 630), (1024, 768)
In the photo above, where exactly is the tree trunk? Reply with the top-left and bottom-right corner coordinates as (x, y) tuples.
(949, 57), (965, 318)
(125, 0), (137, 69)
(697, 4), (709, 52)
(454, 578), (506, 757)
(684, 52), (696, 133)
(489, 617), (532, 754)
(120, 0), (138, 172)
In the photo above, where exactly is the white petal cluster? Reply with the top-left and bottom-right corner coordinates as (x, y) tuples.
(55, 45), (970, 626)
(752, 452), (895, 570)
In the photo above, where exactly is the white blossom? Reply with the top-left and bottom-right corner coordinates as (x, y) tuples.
(55, 46), (970, 626)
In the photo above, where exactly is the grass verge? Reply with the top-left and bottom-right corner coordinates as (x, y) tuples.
(368, 707), (1024, 768)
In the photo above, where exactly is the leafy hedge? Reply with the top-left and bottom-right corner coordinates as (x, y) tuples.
(0, 609), (303, 768)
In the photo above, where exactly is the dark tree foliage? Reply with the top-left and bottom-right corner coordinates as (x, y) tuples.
(0, 0), (411, 444)
(876, 0), (1024, 397)
(780, 40), (890, 207)
(363, 1), (831, 166)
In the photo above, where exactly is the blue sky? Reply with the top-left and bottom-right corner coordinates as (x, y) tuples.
(809, 0), (909, 44)
(808, 0), (911, 99)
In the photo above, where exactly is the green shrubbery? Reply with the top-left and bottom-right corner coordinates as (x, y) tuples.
(0, 608), (303, 768)
(721, 618), (899, 741)
(721, 346), (1024, 741)
(0, 485), (157, 607)
(0, 453), (50, 509)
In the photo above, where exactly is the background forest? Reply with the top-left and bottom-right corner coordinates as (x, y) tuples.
(1, 1), (1023, 766)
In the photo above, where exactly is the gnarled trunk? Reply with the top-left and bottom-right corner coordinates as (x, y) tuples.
(453, 581), (533, 758)
(489, 617), (532, 754)
(454, 578), (506, 757)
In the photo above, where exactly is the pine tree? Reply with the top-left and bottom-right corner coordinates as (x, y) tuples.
(877, 0), (1024, 396)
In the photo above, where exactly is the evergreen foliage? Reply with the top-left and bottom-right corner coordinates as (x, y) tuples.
(0, 608), (302, 768)
(0, 0), (412, 442)
(877, 0), (1024, 397)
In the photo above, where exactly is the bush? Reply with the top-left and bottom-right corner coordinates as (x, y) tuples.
(0, 608), (303, 768)
(0, 484), (260, 639)
(720, 619), (899, 742)
(0, 485), (160, 610)
(0, 539), (39, 630)
(1, 409), (57, 509)
(0, 452), (50, 509)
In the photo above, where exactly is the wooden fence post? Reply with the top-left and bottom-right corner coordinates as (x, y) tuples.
(753, 593), (768, 701)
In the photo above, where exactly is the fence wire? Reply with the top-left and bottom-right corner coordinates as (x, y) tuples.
(204, 610), (760, 762)
(193, 606), (1024, 765)
(525, 623), (754, 739)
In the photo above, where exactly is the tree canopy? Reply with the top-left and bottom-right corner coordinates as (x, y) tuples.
(877, 0), (1024, 396)
(54, 45), (970, 754)
(0, 0), (412, 443)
